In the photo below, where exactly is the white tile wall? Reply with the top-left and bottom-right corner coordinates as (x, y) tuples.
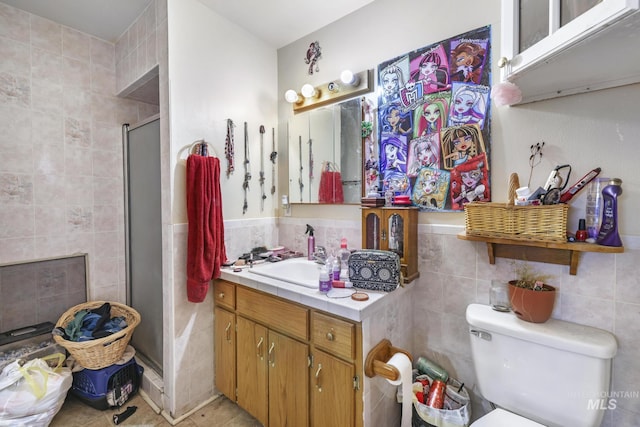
(279, 220), (640, 425)
(0, 1), (159, 300)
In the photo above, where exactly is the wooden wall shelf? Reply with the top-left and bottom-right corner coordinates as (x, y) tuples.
(457, 232), (624, 275)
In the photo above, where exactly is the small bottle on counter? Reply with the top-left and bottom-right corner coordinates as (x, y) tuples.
(575, 218), (587, 242)
(331, 254), (341, 281)
(306, 224), (315, 261)
(337, 238), (351, 280)
(318, 265), (332, 293)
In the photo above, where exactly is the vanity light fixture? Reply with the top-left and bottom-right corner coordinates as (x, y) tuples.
(289, 69), (374, 114)
(301, 83), (318, 99)
(340, 69), (360, 86)
(284, 89), (301, 104)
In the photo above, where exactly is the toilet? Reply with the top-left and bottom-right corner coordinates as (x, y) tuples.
(466, 303), (617, 427)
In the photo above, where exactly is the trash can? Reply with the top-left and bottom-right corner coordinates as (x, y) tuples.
(398, 369), (471, 427)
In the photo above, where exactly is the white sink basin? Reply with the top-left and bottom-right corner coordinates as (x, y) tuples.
(249, 258), (322, 288)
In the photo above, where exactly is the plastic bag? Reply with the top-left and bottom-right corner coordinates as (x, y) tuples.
(397, 370), (471, 427)
(0, 353), (72, 427)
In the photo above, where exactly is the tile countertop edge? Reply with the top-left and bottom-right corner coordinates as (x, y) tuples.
(218, 267), (405, 322)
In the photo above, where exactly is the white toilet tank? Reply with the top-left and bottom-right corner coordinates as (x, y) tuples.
(466, 304), (617, 427)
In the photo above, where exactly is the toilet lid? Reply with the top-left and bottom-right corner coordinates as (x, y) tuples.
(471, 408), (546, 427)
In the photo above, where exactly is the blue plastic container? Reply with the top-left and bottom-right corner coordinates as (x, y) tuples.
(71, 357), (143, 410)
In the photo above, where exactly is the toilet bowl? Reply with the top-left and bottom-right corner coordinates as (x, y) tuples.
(466, 304), (617, 427)
(470, 408), (544, 427)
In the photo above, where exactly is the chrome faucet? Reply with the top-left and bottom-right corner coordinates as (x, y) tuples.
(313, 246), (327, 264)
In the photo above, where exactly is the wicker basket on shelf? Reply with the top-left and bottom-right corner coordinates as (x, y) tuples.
(464, 173), (569, 243)
(54, 301), (140, 370)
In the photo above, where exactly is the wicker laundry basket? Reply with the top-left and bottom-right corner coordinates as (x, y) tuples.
(54, 301), (140, 370)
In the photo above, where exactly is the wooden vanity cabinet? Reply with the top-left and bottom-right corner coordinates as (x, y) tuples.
(213, 280), (236, 401)
(214, 306), (235, 400)
(213, 280), (363, 427)
(361, 207), (419, 283)
(310, 312), (360, 427)
(236, 316), (308, 427)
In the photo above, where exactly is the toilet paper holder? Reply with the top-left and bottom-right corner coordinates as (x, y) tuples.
(364, 339), (413, 382)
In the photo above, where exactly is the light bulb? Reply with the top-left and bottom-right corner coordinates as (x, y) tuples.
(284, 89), (299, 103)
(301, 83), (317, 98)
(340, 70), (359, 86)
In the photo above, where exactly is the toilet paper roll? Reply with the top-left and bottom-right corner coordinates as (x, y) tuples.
(386, 352), (413, 427)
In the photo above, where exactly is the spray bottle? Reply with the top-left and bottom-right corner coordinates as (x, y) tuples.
(305, 224), (315, 260)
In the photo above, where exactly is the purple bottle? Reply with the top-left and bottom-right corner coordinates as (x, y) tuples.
(596, 178), (623, 247)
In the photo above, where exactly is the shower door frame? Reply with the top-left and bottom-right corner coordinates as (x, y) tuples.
(123, 114), (163, 375)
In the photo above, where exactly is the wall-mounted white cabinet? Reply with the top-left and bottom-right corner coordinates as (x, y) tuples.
(501, 0), (640, 104)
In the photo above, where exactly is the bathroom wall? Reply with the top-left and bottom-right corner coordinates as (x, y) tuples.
(165, 0), (279, 417)
(0, 2), (158, 302)
(277, 0), (640, 425)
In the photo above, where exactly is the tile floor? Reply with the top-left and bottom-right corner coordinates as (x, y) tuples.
(50, 392), (261, 426)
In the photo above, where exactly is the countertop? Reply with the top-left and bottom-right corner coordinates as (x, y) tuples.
(219, 263), (407, 322)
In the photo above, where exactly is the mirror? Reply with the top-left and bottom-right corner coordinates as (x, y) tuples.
(288, 98), (362, 204)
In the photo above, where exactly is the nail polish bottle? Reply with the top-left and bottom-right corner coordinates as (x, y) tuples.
(575, 219), (587, 242)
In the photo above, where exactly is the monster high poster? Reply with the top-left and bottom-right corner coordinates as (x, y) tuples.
(441, 124), (486, 170)
(376, 25), (491, 211)
(412, 168), (450, 209)
(407, 134), (440, 177)
(450, 153), (490, 210)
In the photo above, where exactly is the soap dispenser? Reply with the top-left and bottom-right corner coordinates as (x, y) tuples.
(305, 224), (315, 260)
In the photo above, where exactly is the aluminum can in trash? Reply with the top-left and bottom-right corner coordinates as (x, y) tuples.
(426, 379), (446, 409)
(416, 356), (449, 382)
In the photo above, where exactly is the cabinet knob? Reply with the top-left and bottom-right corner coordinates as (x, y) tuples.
(326, 330), (335, 341)
(218, 292), (225, 299)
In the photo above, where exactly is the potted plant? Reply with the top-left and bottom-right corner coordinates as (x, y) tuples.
(508, 263), (557, 323)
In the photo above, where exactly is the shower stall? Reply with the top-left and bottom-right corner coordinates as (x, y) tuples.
(123, 115), (163, 376)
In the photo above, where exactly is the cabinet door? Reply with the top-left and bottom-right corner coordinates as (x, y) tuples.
(311, 350), (355, 427)
(362, 210), (381, 250)
(214, 307), (236, 400)
(236, 316), (268, 426)
(268, 330), (309, 427)
(386, 212), (405, 259)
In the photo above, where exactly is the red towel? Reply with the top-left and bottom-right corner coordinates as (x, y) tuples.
(318, 170), (344, 204)
(186, 155), (227, 303)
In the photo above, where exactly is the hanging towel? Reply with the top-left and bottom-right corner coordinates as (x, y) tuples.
(318, 161), (344, 204)
(186, 155), (227, 303)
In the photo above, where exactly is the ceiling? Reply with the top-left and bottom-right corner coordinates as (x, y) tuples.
(0, 0), (375, 47)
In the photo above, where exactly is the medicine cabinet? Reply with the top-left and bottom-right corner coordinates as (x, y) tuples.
(288, 98), (361, 204)
(501, 0), (640, 104)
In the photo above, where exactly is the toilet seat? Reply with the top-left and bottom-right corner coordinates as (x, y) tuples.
(471, 408), (546, 427)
